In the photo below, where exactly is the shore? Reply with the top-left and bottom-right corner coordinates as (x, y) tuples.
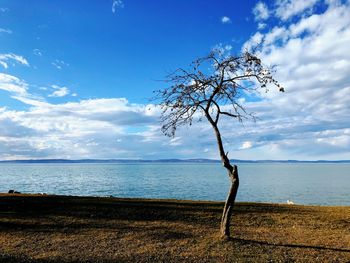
(0, 194), (349, 262)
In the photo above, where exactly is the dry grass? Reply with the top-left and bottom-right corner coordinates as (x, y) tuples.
(0, 194), (349, 262)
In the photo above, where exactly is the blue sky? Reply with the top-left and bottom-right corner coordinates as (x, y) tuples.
(0, 0), (350, 160)
(1, 0), (256, 104)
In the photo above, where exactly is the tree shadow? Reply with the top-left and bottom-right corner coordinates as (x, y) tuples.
(0, 195), (222, 226)
(231, 237), (350, 253)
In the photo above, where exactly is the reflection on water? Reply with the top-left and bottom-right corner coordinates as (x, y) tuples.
(0, 163), (349, 205)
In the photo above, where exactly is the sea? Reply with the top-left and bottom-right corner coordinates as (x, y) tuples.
(0, 163), (349, 206)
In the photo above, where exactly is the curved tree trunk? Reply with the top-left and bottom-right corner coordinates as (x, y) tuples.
(205, 111), (240, 239)
(220, 165), (239, 238)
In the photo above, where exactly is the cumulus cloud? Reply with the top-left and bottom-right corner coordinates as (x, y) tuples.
(0, 90), (168, 160)
(239, 0), (350, 160)
(258, 22), (266, 30)
(0, 53), (29, 69)
(0, 83), (224, 160)
(49, 85), (70, 97)
(239, 141), (253, 150)
(253, 1), (270, 21)
(112, 0), (124, 13)
(275, 0), (320, 21)
(221, 16), (231, 24)
(1, 2), (350, 161)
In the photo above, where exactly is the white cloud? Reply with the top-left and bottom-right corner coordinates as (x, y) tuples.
(212, 43), (233, 56)
(112, 0), (124, 13)
(169, 137), (182, 146)
(240, 0), (350, 160)
(0, 94), (165, 160)
(253, 1), (270, 21)
(0, 73), (48, 109)
(1, 2), (350, 161)
(242, 32), (264, 50)
(0, 53), (29, 69)
(12, 96), (49, 107)
(221, 16), (231, 24)
(258, 22), (266, 30)
(239, 141), (253, 150)
(49, 85), (70, 97)
(33, 49), (42, 56)
(0, 28), (12, 34)
(0, 73), (28, 96)
(0, 7), (9, 12)
(275, 0), (320, 21)
(317, 135), (350, 148)
(51, 59), (69, 70)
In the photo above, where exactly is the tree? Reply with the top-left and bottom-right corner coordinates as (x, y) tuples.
(153, 50), (283, 239)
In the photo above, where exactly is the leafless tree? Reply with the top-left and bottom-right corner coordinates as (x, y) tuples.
(153, 49), (283, 239)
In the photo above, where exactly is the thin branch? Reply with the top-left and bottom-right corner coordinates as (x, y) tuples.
(151, 49), (283, 148)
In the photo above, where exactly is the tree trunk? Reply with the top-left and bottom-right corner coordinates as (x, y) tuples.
(220, 165), (239, 238)
(204, 111), (239, 238)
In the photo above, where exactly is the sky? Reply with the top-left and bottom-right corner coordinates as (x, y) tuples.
(0, 0), (349, 160)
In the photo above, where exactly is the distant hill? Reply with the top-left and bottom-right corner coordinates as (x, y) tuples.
(0, 159), (349, 164)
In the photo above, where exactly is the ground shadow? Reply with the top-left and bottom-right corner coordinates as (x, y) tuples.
(232, 237), (350, 253)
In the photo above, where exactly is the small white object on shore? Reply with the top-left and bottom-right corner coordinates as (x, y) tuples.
(287, 200), (295, 205)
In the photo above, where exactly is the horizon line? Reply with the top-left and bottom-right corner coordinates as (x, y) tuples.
(0, 158), (349, 163)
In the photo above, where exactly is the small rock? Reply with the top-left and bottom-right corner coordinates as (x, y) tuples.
(8, 190), (21, 194)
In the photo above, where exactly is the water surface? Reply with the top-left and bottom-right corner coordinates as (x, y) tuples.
(0, 163), (349, 205)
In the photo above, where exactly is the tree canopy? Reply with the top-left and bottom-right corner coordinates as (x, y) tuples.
(154, 50), (283, 138)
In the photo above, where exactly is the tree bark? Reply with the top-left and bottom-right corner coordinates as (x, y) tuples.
(220, 165), (239, 238)
(205, 111), (240, 238)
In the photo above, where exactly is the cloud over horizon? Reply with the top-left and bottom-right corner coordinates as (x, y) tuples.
(0, 1), (349, 161)
(242, 0), (350, 160)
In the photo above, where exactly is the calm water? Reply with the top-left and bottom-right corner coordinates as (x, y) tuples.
(0, 163), (349, 206)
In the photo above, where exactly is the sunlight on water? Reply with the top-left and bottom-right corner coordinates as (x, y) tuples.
(0, 163), (349, 205)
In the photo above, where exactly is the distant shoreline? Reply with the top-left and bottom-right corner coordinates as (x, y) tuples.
(1, 158), (350, 164)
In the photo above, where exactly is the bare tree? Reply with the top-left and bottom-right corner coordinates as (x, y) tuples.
(153, 50), (283, 239)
